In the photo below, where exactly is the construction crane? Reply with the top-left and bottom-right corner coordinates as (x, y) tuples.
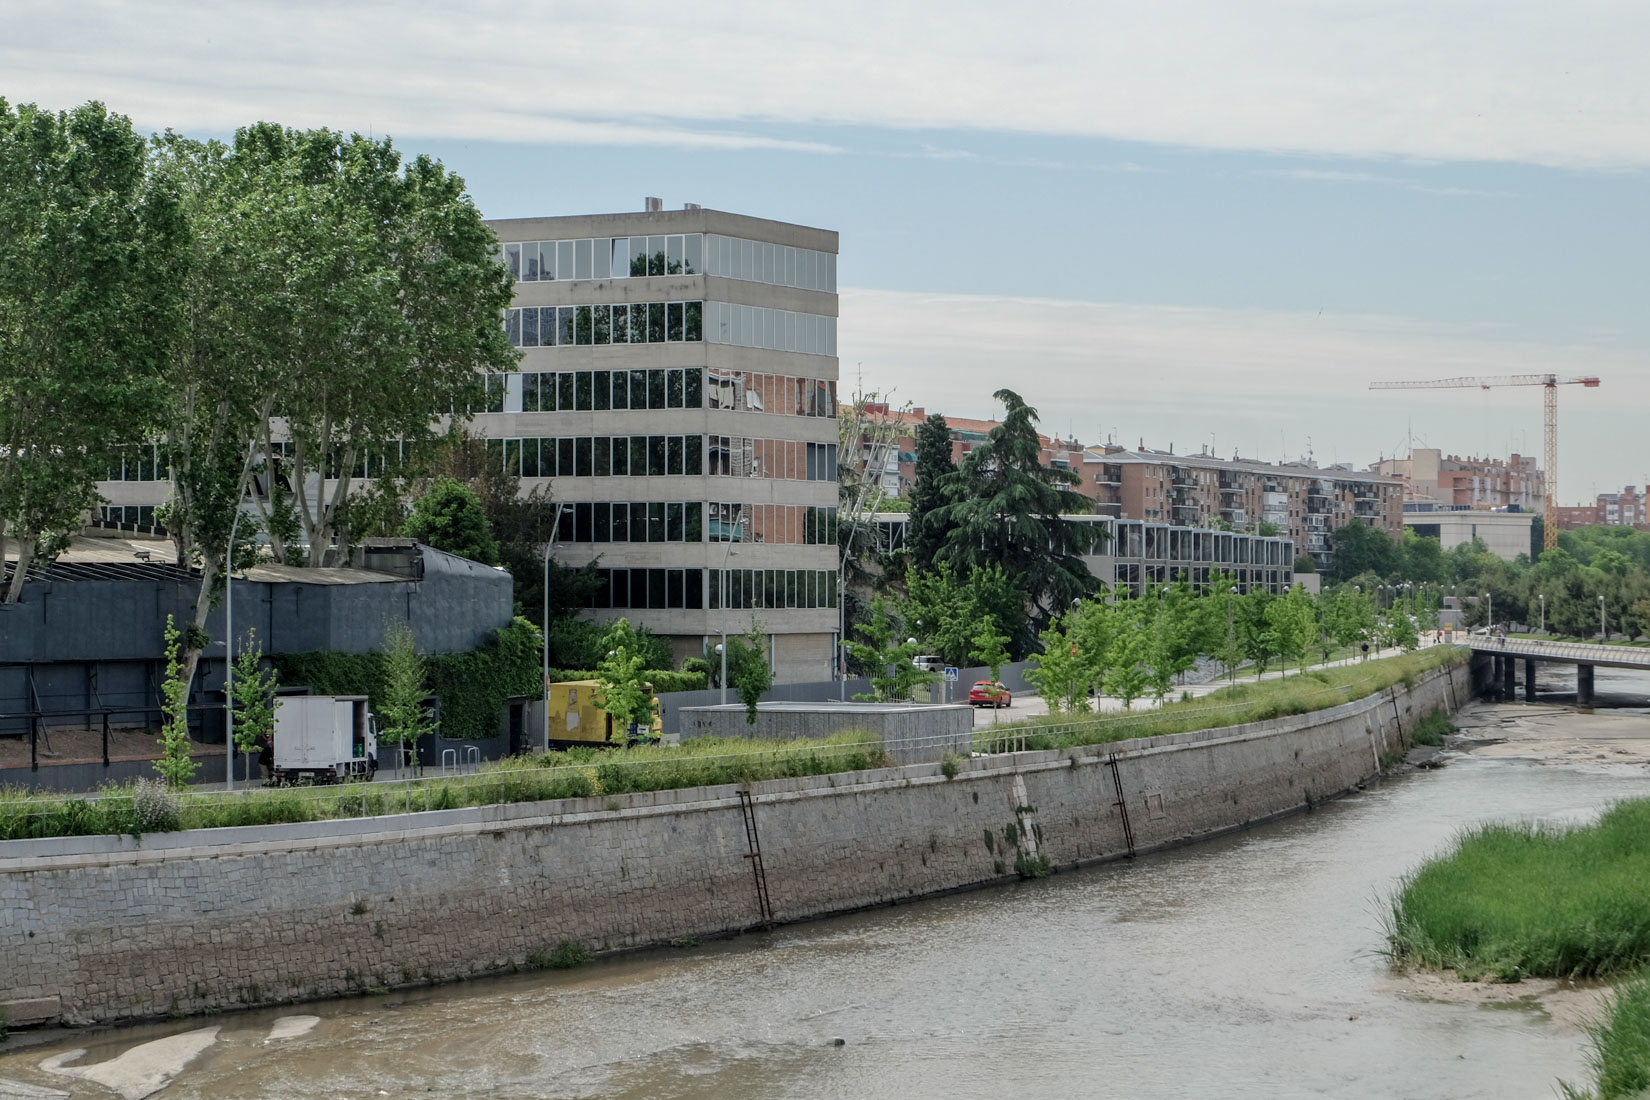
(1367, 374), (1601, 551)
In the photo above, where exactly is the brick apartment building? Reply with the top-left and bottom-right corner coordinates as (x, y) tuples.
(1556, 486), (1649, 531)
(1373, 448), (1544, 512)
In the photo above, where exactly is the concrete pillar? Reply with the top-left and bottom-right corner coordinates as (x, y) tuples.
(1577, 663), (1595, 706)
(1501, 656), (1515, 700)
(1524, 659), (1538, 702)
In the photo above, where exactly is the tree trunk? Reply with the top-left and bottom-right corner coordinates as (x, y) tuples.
(3, 533), (37, 603)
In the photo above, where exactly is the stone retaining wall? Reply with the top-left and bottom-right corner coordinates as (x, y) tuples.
(0, 657), (1476, 1027)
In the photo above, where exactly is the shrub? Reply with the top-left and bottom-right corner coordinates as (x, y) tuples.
(131, 778), (181, 834)
(529, 940), (590, 970)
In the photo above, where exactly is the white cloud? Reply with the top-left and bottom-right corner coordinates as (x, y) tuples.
(5, 0), (1650, 167)
(838, 288), (1646, 500)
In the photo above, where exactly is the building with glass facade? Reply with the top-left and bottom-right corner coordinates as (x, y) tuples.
(486, 202), (841, 682)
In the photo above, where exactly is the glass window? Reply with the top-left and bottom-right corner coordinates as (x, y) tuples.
(685, 301), (702, 342)
(667, 502), (683, 541)
(556, 306), (574, 346)
(648, 369), (666, 409)
(630, 436), (647, 476)
(575, 502), (592, 542)
(631, 369), (648, 409)
(786, 570), (798, 608)
(667, 235), (683, 274)
(504, 242), (521, 279)
(505, 309), (521, 346)
(611, 503), (628, 542)
(556, 505), (574, 542)
(539, 242), (556, 281)
(574, 238), (592, 280)
(594, 239), (611, 279)
(685, 435), (703, 476)
(686, 568), (703, 609)
(686, 501), (703, 542)
(594, 502), (611, 542)
(522, 372), (539, 412)
(557, 241), (574, 281)
(575, 371), (592, 410)
(593, 370), (610, 411)
(523, 244), (539, 281)
(610, 238), (628, 278)
(629, 304), (647, 344)
(630, 503), (648, 541)
(648, 502), (666, 543)
(667, 368), (684, 408)
(522, 438), (541, 478)
(685, 233), (703, 275)
(610, 436), (629, 475)
(667, 302), (684, 342)
(629, 237), (648, 277)
(667, 568), (684, 608)
(557, 437), (574, 477)
(648, 569), (666, 610)
(593, 436), (611, 476)
(740, 238), (754, 281)
(647, 435), (666, 477)
(648, 302), (665, 342)
(503, 438), (520, 477)
(685, 367), (703, 408)
(574, 437), (592, 476)
(610, 305), (628, 344)
(806, 442), (818, 482)
(575, 305), (592, 345)
(521, 307), (539, 347)
(647, 235), (665, 277)
(558, 372), (574, 411)
(666, 435), (683, 475)
(592, 305), (611, 344)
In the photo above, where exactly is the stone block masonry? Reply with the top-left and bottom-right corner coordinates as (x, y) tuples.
(1, 660), (1472, 1027)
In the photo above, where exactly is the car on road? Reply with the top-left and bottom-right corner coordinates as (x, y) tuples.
(969, 681), (1012, 708)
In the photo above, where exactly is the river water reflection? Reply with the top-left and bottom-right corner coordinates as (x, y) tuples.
(6, 702), (1650, 1099)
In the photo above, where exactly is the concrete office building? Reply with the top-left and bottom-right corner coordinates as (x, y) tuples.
(1401, 507), (1533, 562)
(485, 201), (842, 682)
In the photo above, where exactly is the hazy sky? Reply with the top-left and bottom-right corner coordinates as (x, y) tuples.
(7, 0), (1647, 500)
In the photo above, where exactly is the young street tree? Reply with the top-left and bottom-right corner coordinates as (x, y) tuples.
(229, 629), (280, 775)
(971, 615), (1013, 720)
(378, 622), (432, 767)
(0, 100), (184, 600)
(1025, 620), (1093, 714)
(154, 616), (199, 787)
(727, 625), (775, 725)
(929, 389), (1096, 638)
(844, 596), (935, 702)
(595, 619), (656, 742)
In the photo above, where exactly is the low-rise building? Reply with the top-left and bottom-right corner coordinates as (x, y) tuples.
(1555, 486), (1649, 530)
(1375, 449), (1545, 512)
(1401, 506), (1534, 561)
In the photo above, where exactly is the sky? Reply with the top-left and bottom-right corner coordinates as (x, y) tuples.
(6, 0), (1648, 501)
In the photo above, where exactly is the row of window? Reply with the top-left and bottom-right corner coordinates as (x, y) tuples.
(583, 567), (840, 611)
(705, 301), (836, 356)
(552, 500), (838, 544)
(503, 233), (838, 294)
(483, 367), (840, 418)
(98, 504), (160, 527)
(505, 302), (703, 347)
(105, 444), (164, 482)
(486, 433), (838, 482)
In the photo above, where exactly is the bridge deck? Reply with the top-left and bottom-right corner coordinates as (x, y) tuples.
(1464, 637), (1650, 671)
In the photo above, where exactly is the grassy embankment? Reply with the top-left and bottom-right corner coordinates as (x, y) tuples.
(0, 733), (890, 842)
(975, 646), (1467, 754)
(1386, 799), (1650, 1099)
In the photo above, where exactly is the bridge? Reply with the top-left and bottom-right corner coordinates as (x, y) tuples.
(1462, 636), (1650, 704)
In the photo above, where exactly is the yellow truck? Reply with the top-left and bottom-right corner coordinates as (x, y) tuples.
(544, 680), (663, 748)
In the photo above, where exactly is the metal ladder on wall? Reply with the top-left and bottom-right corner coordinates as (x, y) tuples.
(1105, 752), (1137, 860)
(736, 790), (775, 928)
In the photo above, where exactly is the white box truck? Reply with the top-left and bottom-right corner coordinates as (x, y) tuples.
(270, 696), (378, 785)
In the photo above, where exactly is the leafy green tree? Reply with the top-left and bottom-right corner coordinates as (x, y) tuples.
(907, 413), (957, 567)
(971, 615), (1013, 720)
(930, 390), (1096, 632)
(1257, 520), (1281, 537)
(1330, 521), (1401, 582)
(904, 561), (1026, 663)
(1401, 530), (1448, 585)
(377, 622), (433, 764)
(154, 616), (199, 787)
(401, 477), (500, 564)
(1025, 620), (1093, 714)
(1293, 554), (1317, 574)
(1102, 604), (1152, 709)
(727, 625), (775, 725)
(0, 99), (184, 601)
(845, 596), (935, 702)
(1266, 585), (1317, 675)
(229, 629), (279, 763)
(1236, 589), (1280, 678)
(595, 619), (655, 739)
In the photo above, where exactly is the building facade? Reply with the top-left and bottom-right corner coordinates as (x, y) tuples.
(1374, 448), (1544, 513)
(1555, 486), (1649, 531)
(486, 202), (841, 682)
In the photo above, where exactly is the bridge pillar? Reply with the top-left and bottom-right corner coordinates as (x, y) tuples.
(1501, 655), (1515, 699)
(1577, 663), (1595, 706)
(1524, 659), (1538, 702)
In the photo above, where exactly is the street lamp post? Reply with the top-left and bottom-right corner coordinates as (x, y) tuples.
(541, 502), (566, 755)
(1484, 592), (1492, 632)
(1539, 593), (1545, 634)
(1226, 586), (1238, 683)
(1599, 594), (1607, 641)
(224, 510), (242, 792)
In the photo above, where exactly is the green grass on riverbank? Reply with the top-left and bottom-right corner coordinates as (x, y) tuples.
(1386, 798), (1650, 982)
(976, 647), (1467, 754)
(0, 733), (890, 841)
(1561, 973), (1650, 1100)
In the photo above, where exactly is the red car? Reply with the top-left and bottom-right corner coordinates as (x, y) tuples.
(969, 681), (1012, 707)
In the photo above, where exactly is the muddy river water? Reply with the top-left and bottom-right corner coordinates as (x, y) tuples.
(4, 665), (1649, 1100)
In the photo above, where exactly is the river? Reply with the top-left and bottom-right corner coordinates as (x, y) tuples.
(5, 672), (1649, 1100)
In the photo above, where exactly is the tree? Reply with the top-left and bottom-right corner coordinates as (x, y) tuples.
(1330, 522), (1401, 582)
(594, 619), (655, 740)
(1293, 554), (1317, 575)
(904, 561), (1026, 664)
(727, 625), (774, 725)
(401, 477), (500, 564)
(1102, 606), (1151, 710)
(1256, 520), (1281, 538)
(1236, 589), (1280, 679)
(1266, 585), (1317, 675)
(907, 413), (957, 567)
(378, 622), (433, 764)
(971, 615), (1013, 721)
(930, 389), (1096, 632)
(1025, 621), (1093, 714)
(229, 629), (279, 767)
(1400, 530), (1447, 585)
(844, 596), (935, 702)
(0, 100), (184, 600)
(154, 616), (198, 787)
